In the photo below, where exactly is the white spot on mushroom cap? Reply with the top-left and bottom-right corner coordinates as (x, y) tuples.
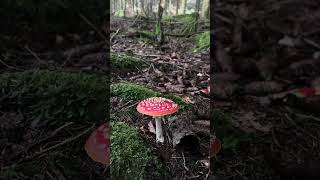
(137, 97), (178, 115)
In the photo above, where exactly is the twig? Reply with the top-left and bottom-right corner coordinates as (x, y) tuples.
(303, 38), (320, 50)
(0, 58), (22, 70)
(110, 28), (120, 42)
(79, 13), (107, 42)
(181, 151), (189, 171)
(22, 124), (95, 161)
(24, 45), (45, 64)
(295, 113), (320, 123)
(284, 112), (320, 142)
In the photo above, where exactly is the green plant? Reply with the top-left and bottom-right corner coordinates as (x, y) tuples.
(194, 31), (210, 52)
(111, 121), (169, 180)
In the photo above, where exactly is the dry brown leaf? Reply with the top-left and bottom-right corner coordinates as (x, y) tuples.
(233, 111), (271, 134)
(213, 82), (237, 99)
(256, 56), (277, 80)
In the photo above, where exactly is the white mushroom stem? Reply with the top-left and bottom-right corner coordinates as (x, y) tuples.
(155, 117), (164, 143)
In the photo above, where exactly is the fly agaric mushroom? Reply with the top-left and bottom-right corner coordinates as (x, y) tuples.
(209, 136), (221, 158)
(137, 97), (178, 143)
(85, 123), (110, 165)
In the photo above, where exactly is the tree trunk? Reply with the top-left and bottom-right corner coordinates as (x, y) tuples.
(132, 0), (135, 15)
(168, 0), (172, 15)
(150, 0), (154, 15)
(181, 0), (187, 14)
(201, 0), (209, 18)
(113, 0), (117, 14)
(195, 0), (201, 14)
(156, 0), (164, 45)
(125, 0), (127, 17)
(135, 0), (139, 15)
(140, 0), (146, 16)
(175, 0), (179, 15)
(164, 0), (169, 15)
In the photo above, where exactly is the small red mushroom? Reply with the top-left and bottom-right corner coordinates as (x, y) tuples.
(137, 97), (179, 143)
(209, 136), (221, 158)
(85, 123), (110, 165)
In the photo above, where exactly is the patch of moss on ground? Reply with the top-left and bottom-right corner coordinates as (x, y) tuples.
(111, 52), (146, 71)
(0, 70), (109, 123)
(163, 13), (198, 35)
(111, 82), (189, 110)
(212, 110), (252, 153)
(194, 31), (210, 52)
(163, 13), (197, 23)
(111, 121), (169, 180)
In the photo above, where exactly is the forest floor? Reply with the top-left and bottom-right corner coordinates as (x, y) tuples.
(110, 16), (211, 179)
(0, 15), (109, 179)
(212, 0), (320, 180)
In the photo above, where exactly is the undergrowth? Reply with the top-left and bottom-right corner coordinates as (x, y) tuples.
(194, 31), (210, 52)
(163, 13), (198, 35)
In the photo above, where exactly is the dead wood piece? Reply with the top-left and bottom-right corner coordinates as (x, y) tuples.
(168, 112), (199, 148)
(245, 81), (283, 95)
(63, 42), (106, 59)
(213, 73), (240, 82)
(80, 52), (108, 65)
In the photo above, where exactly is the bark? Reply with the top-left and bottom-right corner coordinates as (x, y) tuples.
(132, 0), (135, 15)
(201, 0), (209, 18)
(181, 0), (187, 14)
(176, 0), (180, 15)
(164, 0), (169, 15)
(168, 0), (172, 15)
(140, 0), (146, 16)
(195, 0), (201, 14)
(113, 0), (116, 14)
(123, 0), (127, 17)
(135, 0), (139, 15)
(156, 0), (164, 44)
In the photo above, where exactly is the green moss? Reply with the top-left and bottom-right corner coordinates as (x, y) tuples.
(111, 52), (146, 70)
(111, 82), (189, 110)
(163, 13), (197, 23)
(0, 70), (109, 123)
(111, 121), (169, 180)
(194, 31), (210, 52)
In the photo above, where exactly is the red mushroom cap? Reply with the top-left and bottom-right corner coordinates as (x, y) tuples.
(201, 86), (210, 95)
(85, 123), (110, 165)
(209, 137), (221, 158)
(137, 97), (179, 117)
